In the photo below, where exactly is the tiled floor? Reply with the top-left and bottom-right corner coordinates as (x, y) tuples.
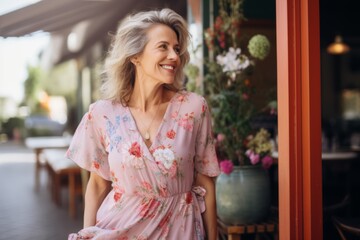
(0, 141), (82, 240)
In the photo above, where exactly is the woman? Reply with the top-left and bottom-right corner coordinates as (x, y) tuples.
(67, 8), (220, 240)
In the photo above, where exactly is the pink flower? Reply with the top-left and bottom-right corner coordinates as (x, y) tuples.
(217, 133), (226, 142)
(245, 149), (253, 157)
(166, 129), (176, 139)
(129, 142), (141, 158)
(171, 111), (178, 119)
(139, 199), (161, 218)
(178, 117), (193, 131)
(242, 93), (249, 100)
(220, 160), (234, 174)
(246, 149), (261, 165)
(93, 161), (100, 169)
(114, 192), (122, 202)
(249, 152), (260, 165)
(261, 155), (273, 169)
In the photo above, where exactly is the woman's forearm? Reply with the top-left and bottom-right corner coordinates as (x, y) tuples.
(83, 172), (112, 228)
(196, 173), (218, 240)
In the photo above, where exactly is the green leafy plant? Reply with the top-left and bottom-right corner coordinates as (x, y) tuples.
(187, 0), (274, 168)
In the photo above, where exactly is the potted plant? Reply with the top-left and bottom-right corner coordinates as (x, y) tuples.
(216, 128), (274, 225)
(186, 0), (276, 225)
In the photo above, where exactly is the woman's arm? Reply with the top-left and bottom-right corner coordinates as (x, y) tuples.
(195, 173), (217, 240)
(83, 172), (112, 228)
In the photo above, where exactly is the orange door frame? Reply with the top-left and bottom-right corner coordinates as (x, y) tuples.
(276, 0), (323, 239)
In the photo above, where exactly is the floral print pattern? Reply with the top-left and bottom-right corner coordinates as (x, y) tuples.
(178, 112), (195, 131)
(152, 146), (178, 178)
(166, 129), (176, 139)
(67, 91), (220, 239)
(104, 115), (122, 152)
(122, 142), (145, 169)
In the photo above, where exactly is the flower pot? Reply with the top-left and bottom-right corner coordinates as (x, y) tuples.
(216, 165), (271, 225)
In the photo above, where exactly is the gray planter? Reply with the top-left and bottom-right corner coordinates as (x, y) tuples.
(216, 165), (271, 225)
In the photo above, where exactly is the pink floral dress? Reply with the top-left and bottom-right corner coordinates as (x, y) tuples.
(66, 91), (220, 240)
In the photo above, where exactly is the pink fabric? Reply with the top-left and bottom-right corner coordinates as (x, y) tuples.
(66, 91), (220, 240)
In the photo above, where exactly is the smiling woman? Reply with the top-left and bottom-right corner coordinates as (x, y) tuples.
(66, 8), (220, 240)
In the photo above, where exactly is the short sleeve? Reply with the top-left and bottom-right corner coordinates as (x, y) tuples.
(194, 98), (220, 177)
(66, 102), (110, 181)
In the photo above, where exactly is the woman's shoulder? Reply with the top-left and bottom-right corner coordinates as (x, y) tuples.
(176, 90), (206, 104)
(176, 90), (208, 114)
(88, 99), (125, 115)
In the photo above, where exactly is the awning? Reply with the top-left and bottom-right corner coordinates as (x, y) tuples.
(0, 0), (120, 37)
(0, 0), (186, 65)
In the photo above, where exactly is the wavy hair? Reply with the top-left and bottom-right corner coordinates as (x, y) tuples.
(101, 8), (190, 105)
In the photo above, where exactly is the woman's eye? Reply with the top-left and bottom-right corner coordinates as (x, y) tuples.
(160, 44), (167, 50)
(174, 48), (180, 54)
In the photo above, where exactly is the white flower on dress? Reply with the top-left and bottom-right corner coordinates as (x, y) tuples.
(153, 148), (175, 169)
(152, 146), (178, 178)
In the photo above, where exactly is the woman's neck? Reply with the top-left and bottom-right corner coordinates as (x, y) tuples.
(129, 81), (165, 112)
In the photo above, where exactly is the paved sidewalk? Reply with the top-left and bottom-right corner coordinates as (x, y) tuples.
(0, 141), (82, 240)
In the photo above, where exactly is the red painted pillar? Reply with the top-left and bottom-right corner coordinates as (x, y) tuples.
(276, 0), (322, 239)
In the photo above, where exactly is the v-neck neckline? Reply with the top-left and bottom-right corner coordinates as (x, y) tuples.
(125, 91), (180, 154)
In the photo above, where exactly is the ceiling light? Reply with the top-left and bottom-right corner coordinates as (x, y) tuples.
(327, 35), (350, 55)
(67, 32), (78, 52)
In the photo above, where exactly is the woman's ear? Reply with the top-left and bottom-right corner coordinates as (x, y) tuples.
(131, 57), (139, 65)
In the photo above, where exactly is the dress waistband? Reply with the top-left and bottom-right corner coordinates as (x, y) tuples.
(118, 185), (206, 200)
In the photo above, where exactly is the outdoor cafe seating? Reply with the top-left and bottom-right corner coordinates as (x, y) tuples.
(44, 149), (83, 219)
(25, 136), (72, 190)
(25, 136), (87, 219)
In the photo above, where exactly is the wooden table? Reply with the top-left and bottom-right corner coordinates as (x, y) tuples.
(25, 136), (72, 190)
(217, 218), (278, 240)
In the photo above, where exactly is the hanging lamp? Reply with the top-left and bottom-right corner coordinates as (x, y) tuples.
(327, 35), (350, 55)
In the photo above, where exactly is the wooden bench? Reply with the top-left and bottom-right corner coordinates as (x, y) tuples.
(217, 218), (278, 240)
(43, 149), (83, 218)
(25, 136), (71, 191)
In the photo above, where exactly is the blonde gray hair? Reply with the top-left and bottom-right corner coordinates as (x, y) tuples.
(101, 8), (190, 105)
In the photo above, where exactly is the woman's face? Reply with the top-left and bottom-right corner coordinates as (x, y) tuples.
(135, 24), (181, 85)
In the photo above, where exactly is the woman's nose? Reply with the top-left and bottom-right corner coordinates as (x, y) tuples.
(167, 49), (179, 61)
